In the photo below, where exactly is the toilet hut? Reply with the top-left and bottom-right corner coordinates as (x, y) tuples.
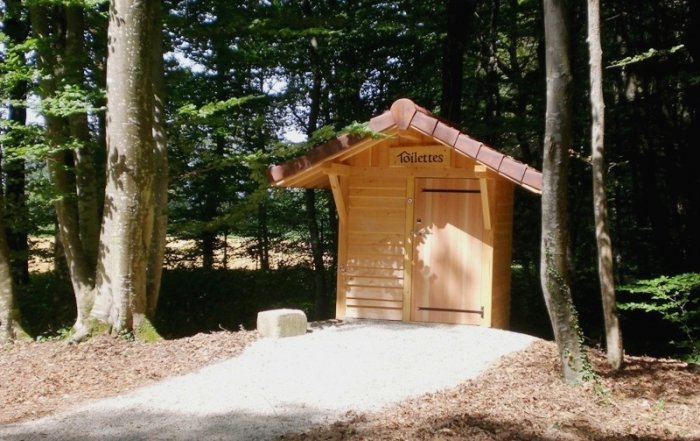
(267, 99), (542, 328)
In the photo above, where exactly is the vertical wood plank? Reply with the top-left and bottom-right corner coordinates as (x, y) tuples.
(411, 178), (484, 325)
(403, 177), (415, 321)
(335, 212), (348, 319)
(480, 178), (496, 327)
(490, 180), (514, 328)
(479, 178), (492, 230)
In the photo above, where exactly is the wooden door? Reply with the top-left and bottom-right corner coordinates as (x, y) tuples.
(411, 178), (484, 325)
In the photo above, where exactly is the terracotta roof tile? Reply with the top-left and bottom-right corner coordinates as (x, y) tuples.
(269, 98), (543, 193)
(522, 167), (543, 191)
(368, 111), (395, 132)
(411, 110), (439, 135)
(390, 98), (417, 130)
(476, 146), (505, 170)
(455, 134), (483, 157)
(267, 134), (357, 182)
(498, 158), (528, 183)
(433, 121), (460, 146)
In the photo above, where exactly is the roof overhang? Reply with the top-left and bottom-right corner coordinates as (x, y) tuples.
(268, 98), (542, 194)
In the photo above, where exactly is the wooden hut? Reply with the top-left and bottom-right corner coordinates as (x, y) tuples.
(268, 99), (542, 328)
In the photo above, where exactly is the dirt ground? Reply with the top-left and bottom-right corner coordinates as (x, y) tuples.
(1, 330), (698, 440)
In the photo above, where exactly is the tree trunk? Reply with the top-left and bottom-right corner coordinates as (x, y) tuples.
(301, 0), (330, 319)
(305, 189), (328, 319)
(92, 0), (156, 334)
(146, 1), (168, 320)
(257, 202), (270, 272)
(0, 205), (27, 343)
(541, 0), (592, 384)
(3, 0), (30, 286)
(440, 0), (478, 122)
(0, 170), (28, 343)
(587, 0), (623, 370)
(66, 5), (100, 270)
(484, 0), (501, 135)
(29, 5), (98, 336)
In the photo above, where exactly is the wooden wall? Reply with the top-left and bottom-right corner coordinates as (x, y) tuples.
(342, 174), (406, 320)
(333, 138), (516, 328)
(490, 179), (515, 329)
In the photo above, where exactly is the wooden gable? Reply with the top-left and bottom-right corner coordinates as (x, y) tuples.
(267, 98), (542, 194)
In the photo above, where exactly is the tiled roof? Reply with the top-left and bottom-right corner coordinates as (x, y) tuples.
(268, 98), (542, 193)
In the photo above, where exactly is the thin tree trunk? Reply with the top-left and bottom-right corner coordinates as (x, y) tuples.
(440, 0), (478, 122)
(541, 0), (592, 384)
(258, 202), (270, 272)
(146, 1), (168, 320)
(305, 189), (328, 318)
(66, 5), (100, 270)
(301, 0), (329, 319)
(484, 0), (501, 133)
(4, 139), (29, 286)
(587, 0), (623, 370)
(3, 0), (30, 286)
(0, 205), (27, 343)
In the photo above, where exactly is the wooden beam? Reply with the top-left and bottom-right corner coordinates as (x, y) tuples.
(321, 163), (353, 176)
(328, 174), (347, 225)
(479, 178), (492, 230)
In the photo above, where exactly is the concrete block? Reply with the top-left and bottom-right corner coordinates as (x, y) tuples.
(257, 309), (308, 338)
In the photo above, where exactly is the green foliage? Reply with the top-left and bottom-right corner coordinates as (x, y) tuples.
(36, 326), (73, 342)
(618, 273), (700, 362)
(340, 121), (388, 140)
(0, 35), (37, 90)
(608, 44), (686, 69)
(40, 84), (105, 118)
(176, 95), (266, 120)
(23, 0), (107, 7)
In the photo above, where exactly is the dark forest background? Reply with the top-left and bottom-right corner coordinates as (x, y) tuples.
(1, 0), (698, 359)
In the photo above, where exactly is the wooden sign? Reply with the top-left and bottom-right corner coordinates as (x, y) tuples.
(389, 146), (451, 168)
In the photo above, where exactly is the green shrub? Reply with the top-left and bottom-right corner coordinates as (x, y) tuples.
(618, 273), (700, 363)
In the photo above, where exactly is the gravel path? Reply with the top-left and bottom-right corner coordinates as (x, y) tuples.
(0, 320), (537, 441)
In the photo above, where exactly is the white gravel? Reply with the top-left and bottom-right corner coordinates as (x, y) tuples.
(0, 320), (537, 441)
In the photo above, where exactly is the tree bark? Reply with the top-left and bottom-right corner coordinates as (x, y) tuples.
(301, 0), (330, 319)
(304, 189), (328, 318)
(484, 0), (501, 133)
(0, 171), (28, 343)
(146, 1), (168, 320)
(257, 202), (270, 272)
(29, 5), (98, 336)
(92, 0), (156, 333)
(66, 5), (101, 270)
(3, 0), (30, 286)
(541, 0), (592, 384)
(440, 0), (478, 122)
(587, 0), (623, 370)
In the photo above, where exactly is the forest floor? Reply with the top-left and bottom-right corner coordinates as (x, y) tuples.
(1, 328), (699, 440)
